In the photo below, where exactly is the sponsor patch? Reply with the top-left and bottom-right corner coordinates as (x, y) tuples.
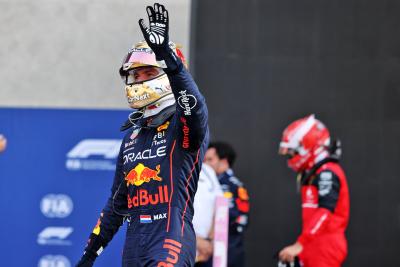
(236, 215), (248, 225)
(318, 172), (333, 196)
(125, 164), (162, 186)
(123, 146), (167, 164)
(177, 90), (197, 116)
(92, 213), (103, 236)
(127, 185), (169, 208)
(157, 121), (169, 132)
(180, 117), (190, 148)
(238, 187), (249, 200)
(131, 128), (141, 140)
(223, 191), (233, 199)
(302, 186), (318, 208)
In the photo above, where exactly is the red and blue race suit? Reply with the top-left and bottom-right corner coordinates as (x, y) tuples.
(218, 169), (250, 267)
(297, 158), (350, 267)
(80, 57), (209, 267)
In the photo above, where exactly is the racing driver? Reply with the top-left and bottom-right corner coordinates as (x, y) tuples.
(278, 115), (349, 267)
(76, 3), (209, 266)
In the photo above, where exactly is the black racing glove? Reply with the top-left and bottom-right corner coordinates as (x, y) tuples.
(139, 3), (169, 52)
(75, 252), (96, 267)
(139, 3), (182, 73)
(75, 233), (106, 267)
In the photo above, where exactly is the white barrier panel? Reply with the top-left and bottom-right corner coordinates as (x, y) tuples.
(213, 196), (229, 267)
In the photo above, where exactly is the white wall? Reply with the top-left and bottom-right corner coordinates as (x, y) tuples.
(0, 0), (191, 109)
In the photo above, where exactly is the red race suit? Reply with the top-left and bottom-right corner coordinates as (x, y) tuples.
(297, 158), (350, 267)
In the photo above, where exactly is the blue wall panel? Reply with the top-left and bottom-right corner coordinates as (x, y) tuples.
(0, 108), (132, 267)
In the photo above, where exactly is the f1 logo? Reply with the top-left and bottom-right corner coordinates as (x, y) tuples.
(67, 139), (121, 159)
(37, 227), (73, 246)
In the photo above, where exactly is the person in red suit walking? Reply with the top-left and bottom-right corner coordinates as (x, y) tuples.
(278, 115), (350, 267)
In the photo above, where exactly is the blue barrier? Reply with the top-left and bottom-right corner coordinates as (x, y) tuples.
(0, 107), (132, 267)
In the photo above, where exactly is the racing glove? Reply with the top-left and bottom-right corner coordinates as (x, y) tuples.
(75, 252), (95, 267)
(75, 233), (106, 267)
(139, 3), (182, 73)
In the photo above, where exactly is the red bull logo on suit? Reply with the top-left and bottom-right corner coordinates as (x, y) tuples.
(127, 185), (169, 208)
(125, 163), (162, 186)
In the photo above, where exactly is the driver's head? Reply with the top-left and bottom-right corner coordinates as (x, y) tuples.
(119, 41), (186, 110)
(279, 114), (330, 172)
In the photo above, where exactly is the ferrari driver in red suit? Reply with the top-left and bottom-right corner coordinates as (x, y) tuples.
(278, 115), (350, 267)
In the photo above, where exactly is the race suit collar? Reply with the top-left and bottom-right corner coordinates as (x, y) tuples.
(226, 168), (234, 176)
(300, 157), (339, 185)
(218, 168), (234, 180)
(120, 104), (176, 131)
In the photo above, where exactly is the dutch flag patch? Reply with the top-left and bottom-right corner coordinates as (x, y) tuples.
(140, 215), (152, 224)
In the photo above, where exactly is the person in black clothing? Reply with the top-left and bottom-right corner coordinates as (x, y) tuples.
(204, 142), (250, 267)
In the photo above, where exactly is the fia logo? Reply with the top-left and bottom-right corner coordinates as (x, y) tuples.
(38, 255), (71, 267)
(40, 194), (73, 218)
